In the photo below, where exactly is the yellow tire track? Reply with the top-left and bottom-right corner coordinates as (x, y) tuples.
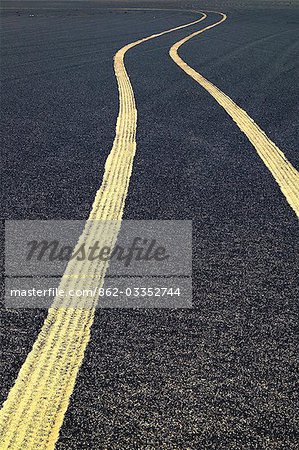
(170, 12), (299, 217)
(0, 10), (207, 450)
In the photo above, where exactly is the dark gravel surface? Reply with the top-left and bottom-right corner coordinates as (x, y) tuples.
(1, 1), (298, 449)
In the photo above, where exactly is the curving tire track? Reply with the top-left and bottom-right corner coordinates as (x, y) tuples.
(0, 10), (208, 450)
(170, 12), (299, 217)
(2, 8), (296, 449)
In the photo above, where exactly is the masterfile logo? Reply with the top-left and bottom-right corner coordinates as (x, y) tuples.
(5, 220), (192, 308)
